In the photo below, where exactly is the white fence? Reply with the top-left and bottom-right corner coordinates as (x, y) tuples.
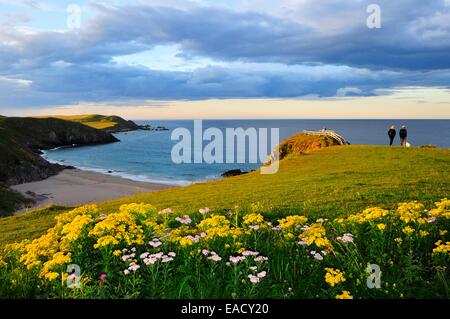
(302, 130), (349, 145)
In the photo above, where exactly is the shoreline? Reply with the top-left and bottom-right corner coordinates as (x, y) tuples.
(11, 168), (176, 215)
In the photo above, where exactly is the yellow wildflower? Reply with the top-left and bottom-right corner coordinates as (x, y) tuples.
(402, 226), (415, 235)
(336, 290), (353, 299)
(242, 213), (265, 226)
(377, 223), (386, 231)
(324, 268), (346, 287)
(278, 215), (308, 229)
(299, 223), (332, 250)
(433, 240), (450, 255)
(419, 230), (429, 237)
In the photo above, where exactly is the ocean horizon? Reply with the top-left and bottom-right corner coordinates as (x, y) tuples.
(43, 119), (450, 186)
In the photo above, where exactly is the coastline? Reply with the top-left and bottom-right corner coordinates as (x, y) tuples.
(11, 168), (175, 215)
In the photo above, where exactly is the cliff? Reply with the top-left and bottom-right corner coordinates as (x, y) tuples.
(34, 114), (145, 133)
(0, 116), (119, 185)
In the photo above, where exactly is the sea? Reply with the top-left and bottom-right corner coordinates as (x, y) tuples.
(43, 120), (450, 186)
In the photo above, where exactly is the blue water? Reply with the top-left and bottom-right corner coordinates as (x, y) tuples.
(43, 120), (450, 185)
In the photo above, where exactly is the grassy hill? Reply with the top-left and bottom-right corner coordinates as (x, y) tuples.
(33, 114), (141, 132)
(1, 144), (448, 246)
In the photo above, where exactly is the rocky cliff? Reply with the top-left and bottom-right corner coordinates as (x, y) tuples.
(0, 116), (119, 185)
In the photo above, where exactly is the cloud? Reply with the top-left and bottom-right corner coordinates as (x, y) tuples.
(0, 0), (450, 109)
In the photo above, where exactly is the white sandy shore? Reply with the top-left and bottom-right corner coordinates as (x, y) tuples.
(11, 169), (174, 214)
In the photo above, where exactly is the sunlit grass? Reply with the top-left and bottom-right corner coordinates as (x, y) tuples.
(0, 145), (448, 247)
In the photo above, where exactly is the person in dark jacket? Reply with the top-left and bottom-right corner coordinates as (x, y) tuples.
(388, 125), (396, 146)
(399, 125), (408, 146)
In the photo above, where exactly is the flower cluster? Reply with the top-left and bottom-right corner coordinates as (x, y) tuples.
(1, 198), (448, 299)
(324, 268), (346, 287)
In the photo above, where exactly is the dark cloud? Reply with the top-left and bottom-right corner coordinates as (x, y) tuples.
(0, 0), (450, 108)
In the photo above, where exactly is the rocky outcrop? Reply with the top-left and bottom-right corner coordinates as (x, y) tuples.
(221, 169), (249, 178)
(0, 117), (119, 186)
(264, 132), (344, 166)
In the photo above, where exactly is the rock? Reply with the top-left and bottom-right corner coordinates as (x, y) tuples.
(0, 116), (120, 186)
(221, 169), (248, 178)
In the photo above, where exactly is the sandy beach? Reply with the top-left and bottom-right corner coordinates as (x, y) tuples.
(11, 169), (174, 214)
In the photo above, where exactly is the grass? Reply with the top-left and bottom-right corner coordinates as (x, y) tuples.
(0, 206), (71, 247)
(0, 145), (448, 247)
(33, 114), (130, 130)
(0, 186), (34, 216)
(98, 145), (450, 216)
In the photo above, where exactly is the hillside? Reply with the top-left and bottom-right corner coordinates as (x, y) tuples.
(33, 114), (143, 132)
(1, 144), (449, 245)
(0, 116), (119, 215)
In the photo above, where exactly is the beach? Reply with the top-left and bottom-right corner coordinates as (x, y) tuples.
(11, 169), (174, 214)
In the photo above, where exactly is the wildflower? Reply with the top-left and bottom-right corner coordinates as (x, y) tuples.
(337, 233), (354, 244)
(143, 257), (157, 265)
(433, 240), (450, 254)
(241, 250), (259, 256)
(285, 232), (295, 239)
(440, 230), (448, 236)
(128, 262), (140, 272)
(402, 226), (415, 235)
(149, 238), (162, 248)
(278, 215), (308, 229)
(131, 247), (137, 253)
(248, 274), (260, 284)
(312, 252), (323, 261)
(158, 208), (173, 215)
(229, 256), (246, 264)
(395, 237), (403, 244)
(208, 253), (222, 262)
(140, 252), (149, 259)
(199, 207), (211, 215)
(298, 239), (308, 246)
(162, 256), (174, 263)
(427, 217), (437, 223)
(377, 223), (386, 231)
(324, 268), (346, 287)
(299, 223), (332, 250)
(249, 225), (260, 231)
(124, 269), (130, 275)
(257, 271), (267, 278)
(254, 256), (268, 263)
(336, 291), (353, 299)
(249, 266), (257, 271)
(200, 232), (206, 238)
(113, 250), (122, 257)
(100, 274), (107, 280)
(175, 215), (192, 225)
(242, 213), (265, 226)
(202, 249), (210, 256)
(419, 230), (429, 237)
(168, 252), (176, 257)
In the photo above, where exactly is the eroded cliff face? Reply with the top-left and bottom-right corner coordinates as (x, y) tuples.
(0, 117), (119, 185)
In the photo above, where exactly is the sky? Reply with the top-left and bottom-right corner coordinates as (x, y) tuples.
(0, 0), (450, 119)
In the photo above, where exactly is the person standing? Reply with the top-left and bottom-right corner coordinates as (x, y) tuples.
(399, 125), (408, 146)
(388, 125), (396, 146)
